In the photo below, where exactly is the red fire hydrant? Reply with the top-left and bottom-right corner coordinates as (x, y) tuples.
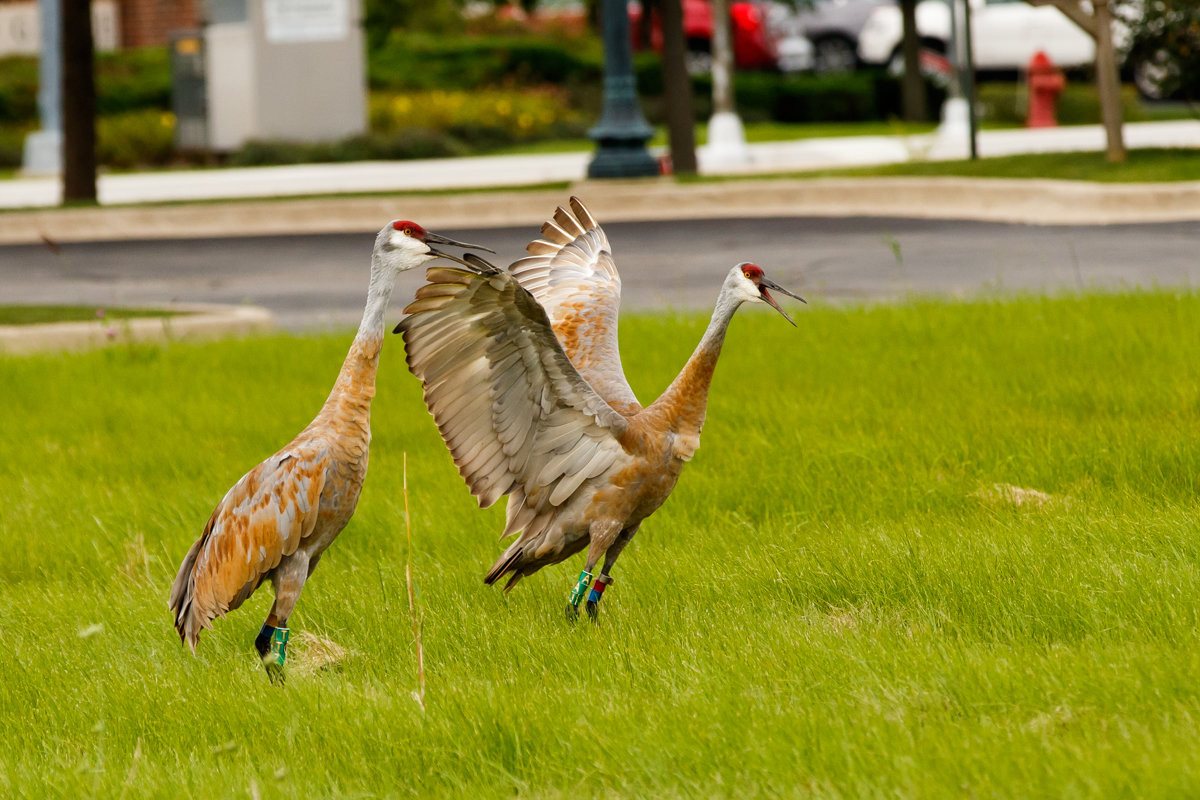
(1027, 50), (1065, 128)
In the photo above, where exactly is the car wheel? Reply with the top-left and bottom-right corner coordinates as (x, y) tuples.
(812, 36), (857, 74)
(1132, 50), (1174, 101)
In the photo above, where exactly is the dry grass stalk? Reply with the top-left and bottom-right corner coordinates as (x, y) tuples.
(291, 631), (357, 676)
(404, 452), (426, 712)
(971, 483), (1056, 509)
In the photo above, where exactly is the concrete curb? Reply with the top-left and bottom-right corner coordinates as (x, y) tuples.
(0, 303), (276, 355)
(1, 177), (1198, 245)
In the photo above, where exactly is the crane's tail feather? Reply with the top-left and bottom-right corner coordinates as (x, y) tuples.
(484, 545), (524, 590)
(168, 537), (206, 653)
(169, 518), (258, 653)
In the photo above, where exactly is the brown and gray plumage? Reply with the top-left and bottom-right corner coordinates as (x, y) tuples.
(168, 220), (490, 680)
(396, 197), (803, 618)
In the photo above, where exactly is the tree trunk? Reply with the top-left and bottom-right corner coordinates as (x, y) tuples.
(638, 0), (655, 50)
(899, 0), (926, 122)
(660, 0), (696, 174)
(61, 0), (97, 203)
(1025, 0), (1125, 161)
(1092, 0), (1126, 162)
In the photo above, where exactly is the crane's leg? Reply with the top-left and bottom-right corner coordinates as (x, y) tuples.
(567, 521), (623, 621)
(255, 553), (310, 685)
(586, 525), (638, 621)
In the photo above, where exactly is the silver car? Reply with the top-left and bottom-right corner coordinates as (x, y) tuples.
(777, 0), (895, 73)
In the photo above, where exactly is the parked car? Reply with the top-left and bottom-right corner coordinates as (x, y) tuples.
(629, 0), (813, 74)
(856, 0), (1104, 74)
(782, 0), (895, 73)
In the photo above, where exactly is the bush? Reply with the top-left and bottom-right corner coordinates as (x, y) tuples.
(0, 124), (28, 169)
(229, 129), (469, 167)
(369, 33), (602, 92)
(638, 62), (947, 125)
(96, 109), (175, 168)
(0, 57), (39, 124)
(94, 47), (172, 116)
(0, 49), (171, 126)
(369, 88), (584, 142)
(977, 83), (1146, 126)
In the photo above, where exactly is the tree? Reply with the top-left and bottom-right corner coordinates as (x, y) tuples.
(1123, 0), (1200, 102)
(898, 0), (927, 122)
(1026, 0), (1125, 162)
(660, 0), (696, 174)
(61, 0), (96, 203)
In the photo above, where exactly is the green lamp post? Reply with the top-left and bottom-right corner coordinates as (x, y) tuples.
(588, 0), (659, 178)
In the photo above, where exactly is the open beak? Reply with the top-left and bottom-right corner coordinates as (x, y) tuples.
(759, 276), (806, 327)
(424, 231), (494, 266)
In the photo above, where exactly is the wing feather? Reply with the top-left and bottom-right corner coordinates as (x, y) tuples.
(399, 263), (628, 542)
(508, 197), (641, 416)
(169, 448), (329, 650)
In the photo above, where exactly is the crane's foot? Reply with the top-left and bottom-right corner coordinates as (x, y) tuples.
(565, 569), (592, 621)
(256, 625), (289, 686)
(585, 574), (613, 621)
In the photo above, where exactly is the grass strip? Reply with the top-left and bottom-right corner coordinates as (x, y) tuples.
(0, 305), (187, 325)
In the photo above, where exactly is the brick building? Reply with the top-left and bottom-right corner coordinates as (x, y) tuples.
(0, 0), (199, 53)
(115, 0), (199, 47)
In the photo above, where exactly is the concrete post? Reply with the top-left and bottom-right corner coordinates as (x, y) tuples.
(705, 0), (749, 167)
(22, 0), (63, 175)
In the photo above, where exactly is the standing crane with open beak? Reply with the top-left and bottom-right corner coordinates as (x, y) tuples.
(169, 221), (491, 682)
(397, 197), (804, 619)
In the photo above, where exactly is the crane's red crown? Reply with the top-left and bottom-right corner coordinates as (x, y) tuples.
(392, 220), (427, 240)
(741, 263), (764, 281)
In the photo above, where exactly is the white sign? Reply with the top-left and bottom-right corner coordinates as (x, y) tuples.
(263, 0), (348, 43)
(0, 1), (120, 56)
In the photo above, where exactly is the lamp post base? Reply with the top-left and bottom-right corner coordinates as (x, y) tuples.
(703, 111), (751, 169)
(588, 140), (660, 179)
(21, 129), (62, 176)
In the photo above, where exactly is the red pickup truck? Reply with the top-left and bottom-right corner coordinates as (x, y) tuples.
(628, 0), (784, 73)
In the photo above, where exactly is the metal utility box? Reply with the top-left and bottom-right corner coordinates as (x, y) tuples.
(203, 0), (366, 151)
(170, 30), (208, 151)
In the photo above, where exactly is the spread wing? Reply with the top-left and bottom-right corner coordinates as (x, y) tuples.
(398, 259), (629, 533)
(169, 447), (329, 650)
(508, 196), (642, 416)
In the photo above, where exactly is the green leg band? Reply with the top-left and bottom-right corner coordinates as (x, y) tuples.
(263, 626), (289, 667)
(567, 570), (593, 607)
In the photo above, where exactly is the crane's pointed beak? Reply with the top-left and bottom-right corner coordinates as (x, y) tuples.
(424, 231), (494, 268)
(759, 276), (805, 327)
(424, 230), (494, 255)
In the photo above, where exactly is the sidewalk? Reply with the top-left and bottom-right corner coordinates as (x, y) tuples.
(2, 119), (1199, 210)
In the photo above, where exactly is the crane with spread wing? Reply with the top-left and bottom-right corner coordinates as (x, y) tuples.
(397, 198), (803, 619)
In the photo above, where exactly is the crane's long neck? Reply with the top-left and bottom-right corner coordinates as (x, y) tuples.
(647, 288), (742, 440)
(320, 259), (395, 422)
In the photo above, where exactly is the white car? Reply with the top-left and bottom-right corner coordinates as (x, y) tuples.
(857, 0), (1102, 72)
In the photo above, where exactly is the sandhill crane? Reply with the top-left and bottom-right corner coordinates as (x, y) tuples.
(397, 197), (803, 619)
(168, 220), (490, 682)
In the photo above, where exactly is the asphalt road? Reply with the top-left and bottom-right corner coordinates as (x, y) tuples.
(3, 217), (1198, 330)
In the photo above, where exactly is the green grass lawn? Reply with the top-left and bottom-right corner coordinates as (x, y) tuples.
(495, 120), (942, 156)
(797, 147), (1200, 183)
(0, 305), (186, 325)
(3, 292), (1200, 796)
